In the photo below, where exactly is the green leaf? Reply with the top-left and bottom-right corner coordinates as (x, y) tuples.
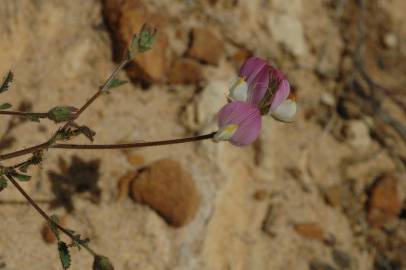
(0, 71), (13, 94)
(58, 241), (71, 269)
(49, 214), (61, 241)
(12, 173), (31, 182)
(137, 23), (157, 53)
(0, 176), (8, 190)
(0, 103), (12, 110)
(104, 79), (128, 91)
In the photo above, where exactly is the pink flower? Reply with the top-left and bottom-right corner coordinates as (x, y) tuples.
(228, 57), (292, 115)
(214, 101), (261, 146)
(214, 57), (297, 146)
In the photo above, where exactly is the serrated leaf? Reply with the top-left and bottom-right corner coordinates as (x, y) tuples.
(0, 103), (12, 110)
(0, 176), (8, 190)
(49, 214), (60, 241)
(12, 173), (31, 182)
(58, 241), (71, 269)
(0, 71), (13, 94)
(104, 79), (128, 91)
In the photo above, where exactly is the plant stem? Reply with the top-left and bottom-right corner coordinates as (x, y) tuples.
(0, 111), (48, 118)
(6, 175), (97, 256)
(0, 58), (130, 162)
(51, 132), (216, 150)
(0, 132), (216, 161)
(61, 58), (129, 130)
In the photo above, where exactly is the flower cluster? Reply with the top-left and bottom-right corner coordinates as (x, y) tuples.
(214, 57), (297, 146)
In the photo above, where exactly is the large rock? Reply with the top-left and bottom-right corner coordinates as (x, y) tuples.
(167, 58), (203, 84)
(103, 0), (169, 83)
(130, 159), (201, 227)
(186, 27), (225, 65)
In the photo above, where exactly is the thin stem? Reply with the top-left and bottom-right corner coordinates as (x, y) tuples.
(0, 141), (50, 161)
(0, 58), (130, 162)
(61, 58), (129, 130)
(0, 111), (48, 118)
(0, 132), (216, 161)
(6, 175), (97, 256)
(51, 132), (216, 150)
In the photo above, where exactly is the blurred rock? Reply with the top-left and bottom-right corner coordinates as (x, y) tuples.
(103, 0), (170, 83)
(368, 174), (401, 229)
(181, 79), (228, 130)
(382, 33), (398, 49)
(168, 58), (203, 84)
(331, 249), (352, 269)
(130, 159), (200, 227)
(337, 97), (363, 119)
(342, 120), (372, 149)
(293, 223), (325, 242)
(267, 14), (308, 58)
(187, 27), (225, 65)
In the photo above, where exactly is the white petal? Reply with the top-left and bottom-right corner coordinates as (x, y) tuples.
(213, 124), (238, 142)
(228, 77), (248, 102)
(270, 99), (297, 122)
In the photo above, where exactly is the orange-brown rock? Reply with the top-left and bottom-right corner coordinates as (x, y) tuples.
(186, 27), (224, 65)
(103, 0), (169, 83)
(293, 223), (325, 242)
(368, 174), (401, 228)
(130, 159), (201, 227)
(168, 58), (203, 84)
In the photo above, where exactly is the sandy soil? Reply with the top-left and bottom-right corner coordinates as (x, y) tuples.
(0, 0), (405, 269)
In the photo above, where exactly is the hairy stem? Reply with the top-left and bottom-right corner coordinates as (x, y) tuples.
(0, 132), (216, 161)
(51, 132), (216, 150)
(61, 58), (129, 130)
(0, 111), (48, 118)
(6, 175), (97, 256)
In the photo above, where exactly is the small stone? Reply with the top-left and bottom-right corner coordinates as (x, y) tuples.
(368, 174), (401, 229)
(168, 58), (203, 84)
(382, 33), (398, 49)
(342, 120), (371, 149)
(332, 249), (352, 269)
(320, 92), (336, 107)
(323, 185), (345, 207)
(253, 189), (268, 201)
(337, 97), (363, 119)
(187, 27), (225, 65)
(294, 223), (325, 242)
(103, 0), (169, 83)
(130, 159), (201, 227)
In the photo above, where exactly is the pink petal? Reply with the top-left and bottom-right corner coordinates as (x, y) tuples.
(239, 57), (268, 85)
(217, 101), (262, 146)
(269, 68), (290, 112)
(248, 67), (270, 106)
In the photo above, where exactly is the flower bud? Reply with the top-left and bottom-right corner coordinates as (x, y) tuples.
(93, 255), (114, 270)
(47, 106), (78, 123)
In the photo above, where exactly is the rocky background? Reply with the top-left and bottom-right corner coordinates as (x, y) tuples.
(0, 0), (406, 269)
